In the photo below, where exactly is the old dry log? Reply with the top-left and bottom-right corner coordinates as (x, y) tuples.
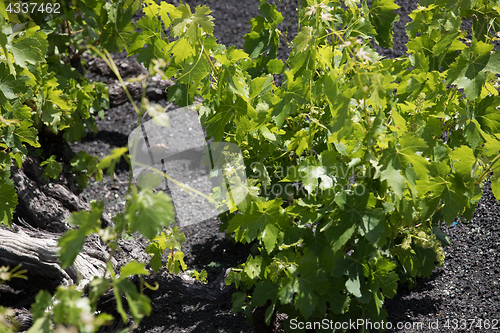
(12, 166), (72, 233)
(0, 150), (147, 332)
(12, 155), (112, 232)
(0, 154), (116, 293)
(0, 223), (111, 290)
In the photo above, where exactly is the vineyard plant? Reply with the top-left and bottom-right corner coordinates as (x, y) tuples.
(1, 0), (500, 332)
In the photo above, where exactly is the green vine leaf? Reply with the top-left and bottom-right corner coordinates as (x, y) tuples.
(371, 258), (399, 299)
(98, 147), (128, 177)
(0, 182), (17, 228)
(251, 281), (279, 324)
(6, 37), (44, 72)
(243, 3), (283, 60)
(447, 41), (500, 100)
(332, 240), (377, 304)
(125, 188), (175, 240)
(171, 4), (214, 42)
(369, 0), (400, 48)
(58, 202), (104, 268)
(226, 200), (286, 246)
(379, 162), (405, 199)
(450, 146), (475, 180)
(0, 64), (29, 99)
(293, 252), (328, 319)
(476, 95), (500, 133)
(2, 0), (500, 329)
(130, 16), (169, 66)
(113, 278), (151, 324)
(40, 155), (62, 180)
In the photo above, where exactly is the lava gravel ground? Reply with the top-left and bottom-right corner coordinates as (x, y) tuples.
(69, 0), (500, 332)
(381, 182), (500, 333)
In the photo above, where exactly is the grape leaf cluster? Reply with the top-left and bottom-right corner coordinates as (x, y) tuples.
(132, 0), (500, 330)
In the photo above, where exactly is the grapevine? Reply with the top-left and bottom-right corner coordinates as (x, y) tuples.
(1, 0), (500, 332)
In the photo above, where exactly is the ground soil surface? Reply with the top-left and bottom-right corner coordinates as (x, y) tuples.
(68, 1), (500, 332)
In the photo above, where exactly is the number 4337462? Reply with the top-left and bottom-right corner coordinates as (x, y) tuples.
(6, 2), (61, 14)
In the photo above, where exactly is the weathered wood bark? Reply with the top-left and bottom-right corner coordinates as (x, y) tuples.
(0, 154), (122, 330)
(0, 147), (122, 289)
(0, 149), (118, 306)
(0, 223), (111, 290)
(12, 161), (72, 233)
(12, 155), (112, 232)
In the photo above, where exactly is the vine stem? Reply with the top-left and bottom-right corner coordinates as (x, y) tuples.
(176, 43), (205, 84)
(476, 153), (500, 185)
(442, 117), (468, 133)
(90, 47), (141, 115)
(277, 30), (289, 46)
(476, 1), (488, 41)
(442, 88), (457, 115)
(410, 235), (429, 243)
(402, 223), (422, 232)
(198, 37), (219, 81)
(358, 79), (371, 129)
(133, 161), (219, 204)
(75, 40), (100, 59)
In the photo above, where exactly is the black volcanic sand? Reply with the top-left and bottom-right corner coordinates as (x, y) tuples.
(68, 0), (500, 332)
